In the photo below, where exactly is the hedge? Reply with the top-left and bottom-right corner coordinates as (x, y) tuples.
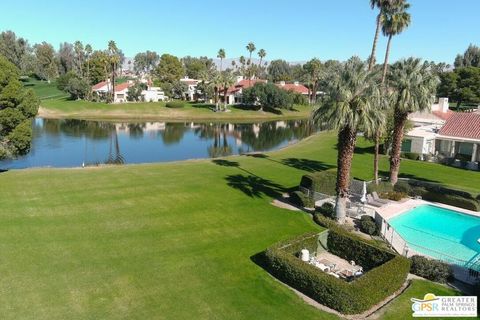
(400, 179), (480, 212)
(289, 190), (313, 208)
(359, 215), (378, 236)
(316, 202), (335, 220)
(263, 229), (410, 314)
(410, 255), (453, 283)
(367, 181), (393, 194)
(299, 169), (341, 196)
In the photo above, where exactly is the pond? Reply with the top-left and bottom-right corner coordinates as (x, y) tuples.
(0, 118), (316, 169)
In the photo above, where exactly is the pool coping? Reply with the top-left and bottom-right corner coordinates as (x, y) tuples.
(375, 198), (480, 222)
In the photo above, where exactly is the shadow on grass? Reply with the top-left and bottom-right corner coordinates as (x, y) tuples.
(281, 158), (334, 172)
(225, 174), (286, 198)
(250, 251), (269, 270)
(212, 159), (240, 168)
(188, 102), (215, 110)
(354, 145), (376, 154)
(246, 153), (269, 159)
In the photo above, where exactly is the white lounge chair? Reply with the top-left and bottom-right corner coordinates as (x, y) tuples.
(366, 194), (384, 207)
(372, 192), (389, 204)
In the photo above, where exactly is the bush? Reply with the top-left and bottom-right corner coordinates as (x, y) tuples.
(410, 255), (453, 283)
(380, 191), (408, 201)
(394, 180), (411, 194)
(401, 152), (420, 160)
(263, 230), (410, 314)
(300, 169), (342, 196)
(423, 193), (480, 211)
(289, 191), (313, 208)
(367, 181), (393, 194)
(166, 101), (185, 108)
(243, 82), (294, 110)
(313, 213), (337, 229)
(316, 202), (335, 219)
(359, 216), (378, 236)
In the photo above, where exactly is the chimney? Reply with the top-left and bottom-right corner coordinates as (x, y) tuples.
(438, 97), (449, 113)
(279, 81), (285, 86)
(294, 81), (299, 86)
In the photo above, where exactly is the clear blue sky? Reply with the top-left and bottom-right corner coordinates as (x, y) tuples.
(1, 0), (479, 64)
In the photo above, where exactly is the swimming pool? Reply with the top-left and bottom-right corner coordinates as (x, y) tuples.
(389, 205), (480, 270)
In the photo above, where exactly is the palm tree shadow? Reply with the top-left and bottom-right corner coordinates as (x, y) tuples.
(281, 158), (335, 172)
(225, 174), (286, 199)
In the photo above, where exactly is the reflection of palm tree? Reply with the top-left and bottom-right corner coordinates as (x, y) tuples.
(105, 130), (124, 165)
(160, 123), (188, 145)
(207, 125), (232, 158)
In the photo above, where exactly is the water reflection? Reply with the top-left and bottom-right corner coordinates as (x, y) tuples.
(1, 118), (316, 169)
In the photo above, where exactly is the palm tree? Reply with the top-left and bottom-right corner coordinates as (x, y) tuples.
(257, 49), (266, 78)
(381, 1), (411, 84)
(312, 57), (382, 223)
(85, 44), (92, 83)
(107, 40), (120, 103)
(246, 42), (256, 83)
(217, 48), (226, 72)
(221, 70), (236, 110)
(388, 58), (438, 184)
(368, 0), (401, 71)
(239, 56), (246, 78)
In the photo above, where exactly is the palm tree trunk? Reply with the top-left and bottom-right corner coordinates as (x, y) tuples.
(382, 35), (393, 84)
(389, 109), (408, 185)
(335, 126), (357, 224)
(373, 131), (380, 184)
(368, 14), (382, 71)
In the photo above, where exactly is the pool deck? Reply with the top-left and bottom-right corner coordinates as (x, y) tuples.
(375, 198), (480, 221)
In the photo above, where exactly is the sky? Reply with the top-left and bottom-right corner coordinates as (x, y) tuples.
(1, 0), (479, 64)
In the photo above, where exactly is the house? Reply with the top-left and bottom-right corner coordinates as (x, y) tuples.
(222, 78), (268, 105)
(141, 87), (165, 102)
(91, 80), (132, 103)
(179, 77), (200, 100)
(276, 81), (309, 96)
(402, 97), (480, 170)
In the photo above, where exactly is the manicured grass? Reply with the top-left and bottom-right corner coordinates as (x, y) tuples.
(379, 279), (470, 320)
(39, 98), (314, 121)
(0, 132), (472, 319)
(22, 78), (69, 100)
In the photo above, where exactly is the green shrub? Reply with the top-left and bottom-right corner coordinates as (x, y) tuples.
(410, 255), (453, 283)
(166, 101), (185, 108)
(263, 231), (410, 314)
(367, 181), (393, 194)
(300, 169), (342, 196)
(394, 180), (411, 194)
(422, 193), (480, 211)
(380, 191), (408, 201)
(359, 216), (378, 236)
(313, 213), (337, 229)
(407, 179), (475, 199)
(289, 191), (313, 208)
(316, 202), (335, 219)
(401, 152), (420, 160)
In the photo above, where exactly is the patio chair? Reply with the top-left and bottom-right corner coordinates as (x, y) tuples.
(372, 192), (389, 204)
(366, 194), (384, 207)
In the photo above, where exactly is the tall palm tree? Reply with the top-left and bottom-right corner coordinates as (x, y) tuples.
(381, 1), (411, 84)
(246, 42), (256, 83)
(85, 44), (92, 83)
(257, 49), (266, 78)
(312, 57), (382, 223)
(388, 58), (438, 184)
(368, 0), (401, 71)
(108, 40), (120, 103)
(217, 48), (226, 72)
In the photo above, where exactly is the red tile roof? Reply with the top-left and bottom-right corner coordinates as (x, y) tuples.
(438, 112), (480, 140)
(92, 81), (108, 90)
(432, 110), (454, 121)
(226, 79), (267, 94)
(277, 83), (309, 94)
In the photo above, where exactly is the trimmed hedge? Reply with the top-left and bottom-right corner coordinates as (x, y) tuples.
(316, 202), (335, 220)
(300, 169), (342, 196)
(263, 228), (410, 314)
(166, 101), (185, 108)
(289, 191), (313, 208)
(359, 215), (378, 236)
(401, 179), (480, 212)
(410, 255), (453, 283)
(367, 181), (393, 194)
(401, 152), (421, 160)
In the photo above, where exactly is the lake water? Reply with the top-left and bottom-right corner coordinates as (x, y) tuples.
(0, 118), (315, 169)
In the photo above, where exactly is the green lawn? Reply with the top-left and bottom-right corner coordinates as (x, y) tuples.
(22, 78), (69, 100)
(0, 132), (474, 319)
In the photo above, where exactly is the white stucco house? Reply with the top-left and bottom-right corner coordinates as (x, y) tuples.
(92, 80), (132, 103)
(179, 77), (200, 100)
(141, 87), (165, 102)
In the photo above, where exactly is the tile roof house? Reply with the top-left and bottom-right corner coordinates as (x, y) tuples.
(92, 80), (133, 103)
(276, 81), (309, 95)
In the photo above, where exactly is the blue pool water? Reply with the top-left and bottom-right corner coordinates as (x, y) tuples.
(389, 205), (480, 269)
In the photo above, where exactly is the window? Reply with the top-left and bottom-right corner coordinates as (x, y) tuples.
(401, 139), (412, 152)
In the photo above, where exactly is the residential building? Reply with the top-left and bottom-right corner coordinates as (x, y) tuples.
(91, 80), (132, 103)
(222, 78), (267, 105)
(142, 87), (165, 102)
(179, 77), (200, 100)
(276, 81), (309, 96)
